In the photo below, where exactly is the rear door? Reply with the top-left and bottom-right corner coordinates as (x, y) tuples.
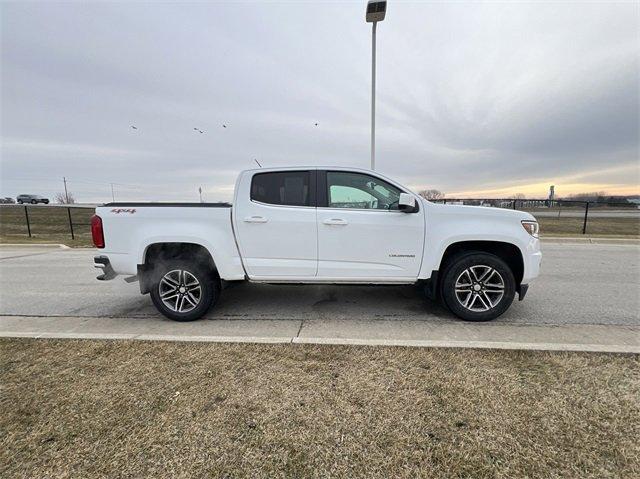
(316, 170), (425, 280)
(234, 170), (317, 278)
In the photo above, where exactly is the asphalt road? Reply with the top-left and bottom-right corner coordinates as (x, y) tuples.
(1, 243), (638, 326)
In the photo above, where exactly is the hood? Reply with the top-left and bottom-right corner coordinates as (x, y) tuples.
(424, 200), (537, 221)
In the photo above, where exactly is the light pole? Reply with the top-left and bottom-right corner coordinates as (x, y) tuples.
(366, 1), (387, 170)
(63, 176), (69, 203)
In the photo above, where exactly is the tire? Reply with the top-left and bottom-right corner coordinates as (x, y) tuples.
(440, 252), (516, 322)
(149, 259), (220, 321)
(31, 200), (37, 204)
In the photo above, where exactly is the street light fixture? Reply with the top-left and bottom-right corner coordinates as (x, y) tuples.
(366, 0), (387, 171)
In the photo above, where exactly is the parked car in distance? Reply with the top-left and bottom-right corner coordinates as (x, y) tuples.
(92, 167), (542, 322)
(17, 194), (49, 204)
(0, 197), (16, 204)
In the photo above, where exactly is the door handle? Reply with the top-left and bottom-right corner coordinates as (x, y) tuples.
(244, 216), (268, 223)
(323, 218), (348, 226)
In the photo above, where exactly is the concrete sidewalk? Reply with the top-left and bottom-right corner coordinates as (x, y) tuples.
(1, 315), (638, 353)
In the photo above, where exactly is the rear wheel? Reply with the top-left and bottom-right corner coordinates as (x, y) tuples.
(440, 253), (515, 322)
(150, 259), (219, 321)
(31, 200), (37, 204)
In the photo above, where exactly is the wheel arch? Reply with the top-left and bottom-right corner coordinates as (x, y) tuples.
(139, 242), (218, 294)
(439, 240), (524, 286)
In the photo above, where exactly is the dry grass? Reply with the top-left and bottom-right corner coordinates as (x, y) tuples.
(1, 339), (638, 478)
(537, 216), (640, 237)
(0, 205), (94, 246)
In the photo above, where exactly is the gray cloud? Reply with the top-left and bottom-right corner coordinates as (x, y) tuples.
(1, 1), (638, 202)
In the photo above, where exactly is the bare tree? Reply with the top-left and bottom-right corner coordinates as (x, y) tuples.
(566, 191), (607, 201)
(55, 192), (76, 204)
(513, 193), (527, 200)
(418, 189), (445, 200)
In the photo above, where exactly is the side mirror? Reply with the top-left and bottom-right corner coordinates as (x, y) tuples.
(398, 193), (418, 213)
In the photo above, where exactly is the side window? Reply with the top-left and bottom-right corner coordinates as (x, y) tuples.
(251, 171), (311, 207)
(327, 172), (402, 210)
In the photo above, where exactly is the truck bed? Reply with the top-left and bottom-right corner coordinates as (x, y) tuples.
(95, 203), (245, 280)
(104, 202), (232, 207)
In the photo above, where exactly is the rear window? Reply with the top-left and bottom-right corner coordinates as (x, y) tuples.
(251, 171), (311, 207)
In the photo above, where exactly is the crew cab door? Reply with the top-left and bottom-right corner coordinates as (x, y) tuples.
(233, 170), (317, 278)
(316, 170), (425, 280)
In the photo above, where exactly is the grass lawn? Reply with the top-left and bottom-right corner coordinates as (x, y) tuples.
(0, 205), (94, 247)
(1, 339), (638, 478)
(537, 216), (640, 237)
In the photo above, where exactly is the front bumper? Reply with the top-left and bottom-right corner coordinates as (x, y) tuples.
(94, 256), (116, 281)
(521, 236), (542, 284)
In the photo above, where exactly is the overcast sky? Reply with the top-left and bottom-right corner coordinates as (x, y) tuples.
(1, 1), (638, 202)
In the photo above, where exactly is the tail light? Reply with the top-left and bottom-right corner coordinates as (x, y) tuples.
(91, 215), (105, 248)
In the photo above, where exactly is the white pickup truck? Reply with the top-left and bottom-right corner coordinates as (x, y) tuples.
(92, 167), (541, 322)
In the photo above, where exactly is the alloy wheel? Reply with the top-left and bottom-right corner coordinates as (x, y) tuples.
(454, 265), (505, 312)
(158, 269), (202, 313)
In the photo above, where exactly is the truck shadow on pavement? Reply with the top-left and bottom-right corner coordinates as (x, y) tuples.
(205, 282), (455, 322)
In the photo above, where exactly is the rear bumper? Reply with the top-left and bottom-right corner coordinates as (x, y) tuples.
(94, 256), (117, 281)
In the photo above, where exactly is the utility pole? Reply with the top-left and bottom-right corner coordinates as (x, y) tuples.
(110, 183), (115, 202)
(366, 1), (387, 171)
(63, 177), (69, 203)
(198, 187), (203, 203)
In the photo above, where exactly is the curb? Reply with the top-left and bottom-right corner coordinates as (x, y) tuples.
(0, 331), (637, 354)
(542, 237), (640, 245)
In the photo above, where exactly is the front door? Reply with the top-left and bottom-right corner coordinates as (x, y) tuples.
(234, 170), (317, 278)
(317, 170), (425, 280)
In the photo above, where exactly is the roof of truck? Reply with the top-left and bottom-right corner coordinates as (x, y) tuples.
(243, 166), (376, 173)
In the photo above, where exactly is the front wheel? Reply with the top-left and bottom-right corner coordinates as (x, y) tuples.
(149, 260), (219, 321)
(440, 253), (516, 322)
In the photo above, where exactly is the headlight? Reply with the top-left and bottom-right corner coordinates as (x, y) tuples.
(521, 220), (539, 238)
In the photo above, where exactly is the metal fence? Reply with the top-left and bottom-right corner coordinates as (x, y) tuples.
(431, 198), (639, 235)
(0, 199), (638, 240)
(0, 204), (95, 242)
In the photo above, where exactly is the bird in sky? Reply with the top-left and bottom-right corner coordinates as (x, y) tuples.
(315, 123), (318, 126)
(131, 125), (138, 130)
(222, 124), (227, 128)
(193, 127), (204, 134)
